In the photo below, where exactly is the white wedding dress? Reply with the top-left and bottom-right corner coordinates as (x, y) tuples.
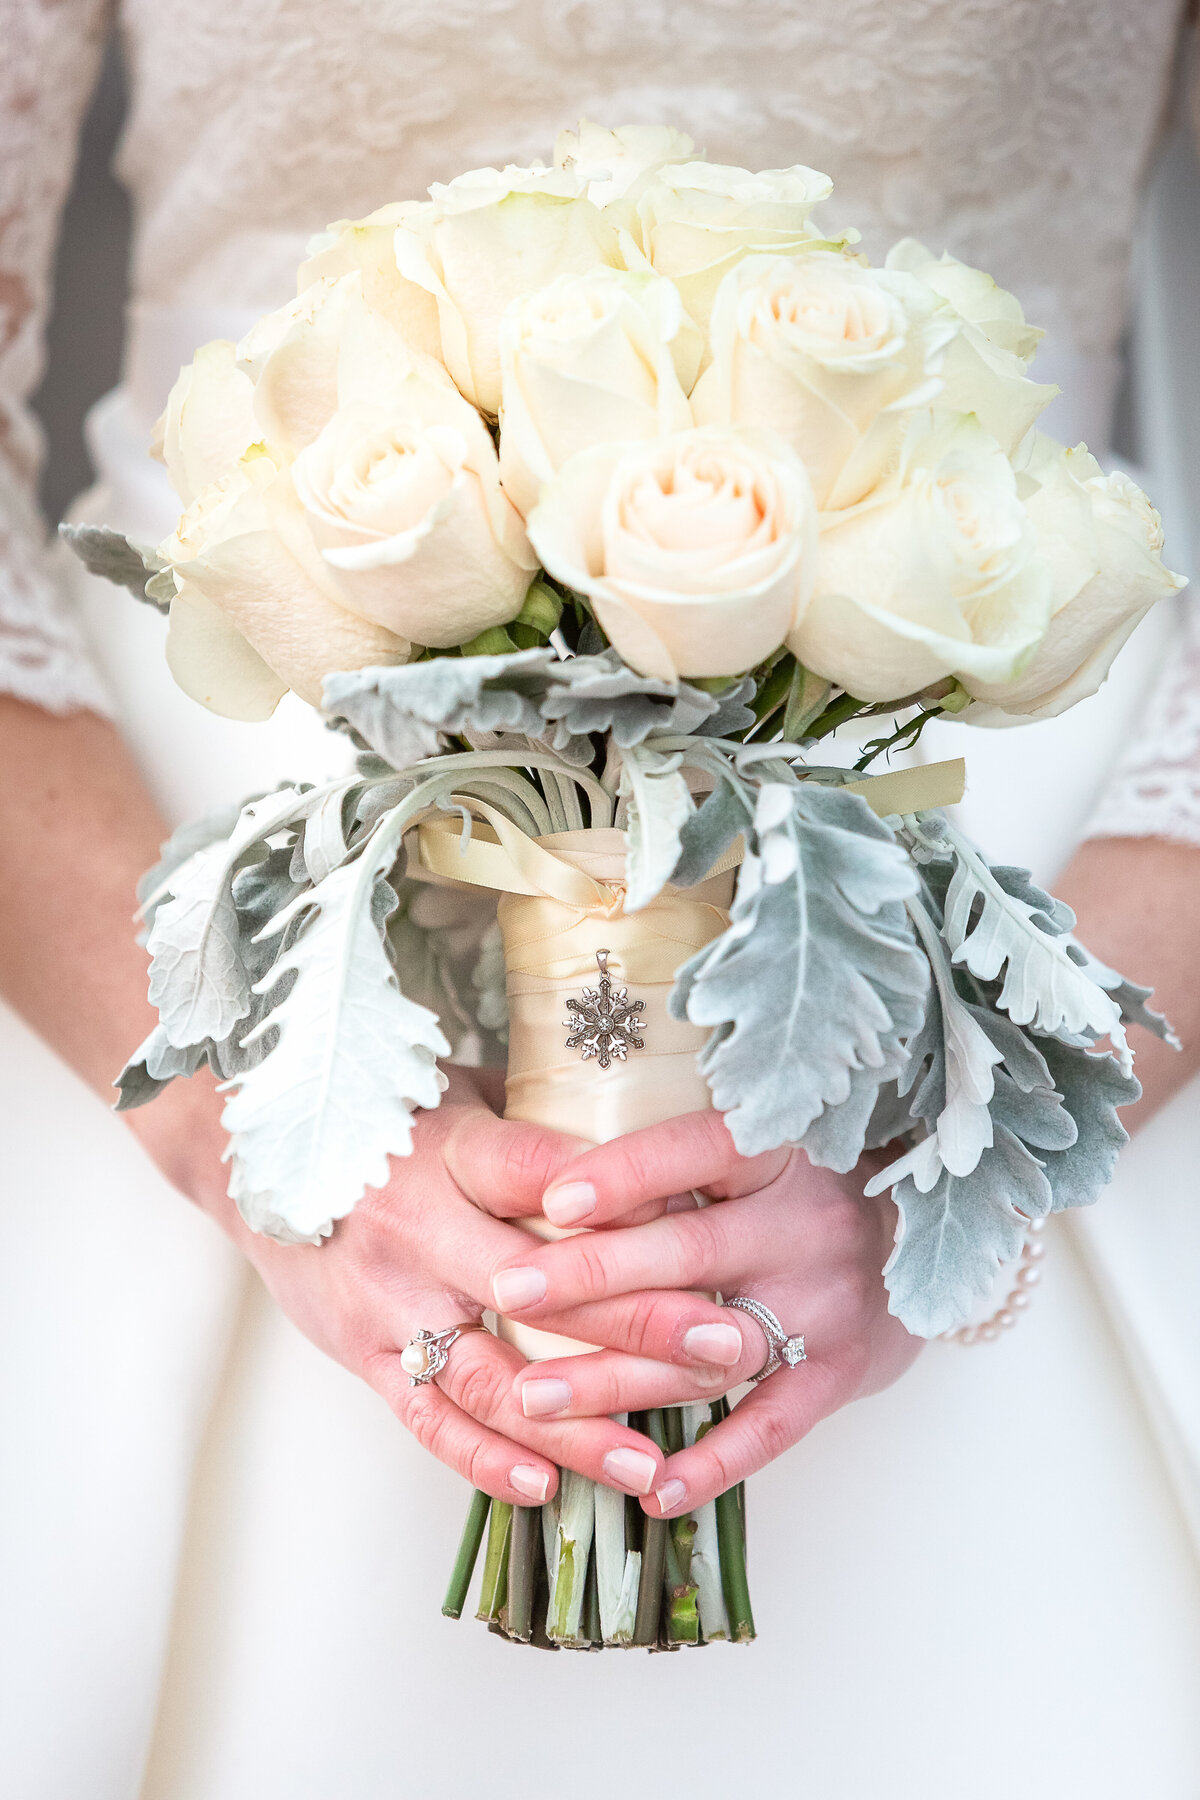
(3, 5), (1200, 1797)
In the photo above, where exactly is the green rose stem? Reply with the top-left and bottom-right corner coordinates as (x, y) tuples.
(476, 1500), (513, 1625)
(646, 1408), (701, 1643)
(714, 1483), (754, 1643)
(442, 1488), (491, 1619)
(506, 1503), (538, 1643)
(584, 1547), (602, 1647)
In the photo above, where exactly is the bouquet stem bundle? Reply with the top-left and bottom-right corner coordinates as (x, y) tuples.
(443, 1399), (754, 1649)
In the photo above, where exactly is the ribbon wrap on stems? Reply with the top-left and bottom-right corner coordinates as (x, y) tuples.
(414, 807), (736, 1362)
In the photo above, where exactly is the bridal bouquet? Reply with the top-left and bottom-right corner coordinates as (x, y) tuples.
(68, 121), (1182, 1649)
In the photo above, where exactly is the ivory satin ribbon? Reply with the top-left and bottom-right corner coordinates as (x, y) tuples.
(408, 759), (964, 1362)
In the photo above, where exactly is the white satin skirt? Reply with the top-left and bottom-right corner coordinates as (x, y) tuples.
(2, 326), (1199, 1799)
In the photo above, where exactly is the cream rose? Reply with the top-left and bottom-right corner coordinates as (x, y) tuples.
(619, 160), (835, 331)
(885, 238), (1056, 459)
(291, 369), (536, 646)
(553, 120), (696, 206)
(153, 339), (258, 508)
(791, 413), (1053, 701)
(298, 201), (443, 360)
(237, 271), (431, 455)
(497, 267), (699, 518)
(160, 448), (410, 719)
(394, 164), (625, 415)
(528, 425), (817, 681)
(693, 250), (960, 509)
(962, 437), (1186, 721)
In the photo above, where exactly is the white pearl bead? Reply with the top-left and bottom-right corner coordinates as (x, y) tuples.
(400, 1343), (430, 1377)
(1026, 1240), (1046, 1261)
(1017, 1266), (1042, 1287)
(981, 1324), (999, 1342)
(997, 1310), (1016, 1328)
(1010, 1291), (1031, 1310)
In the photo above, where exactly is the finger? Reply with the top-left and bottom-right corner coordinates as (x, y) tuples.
(367, 1349), (560, 1507)
(645, 1360), (851, 1517)
(439, 1105), (592, 1220)
(434, 1330), (667, 1498)
(514, 1343), (760, 1420)
(540, 1112), (791, 1227)
(488, 1195), (767, 1318)
(540, 1290), (768, 1374)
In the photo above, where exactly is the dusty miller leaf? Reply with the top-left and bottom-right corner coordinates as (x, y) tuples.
(221, 860), (451, 1243)
(1064, 939), (1179, 1047)
(59, 522), (169, 608)
(114, 1026), (207, 1110)
(671, 783), (928, 1158)
(670, 780), (749, 889)
(146, 788), (311, 1049)
(883, 1124), (1053, 1336)
(936, 822), (1128, 1065)
(539, 650), (727, 750)
(323, 652), (555, 770)
(620, 745), (694, 912)
(1033, 1036), (1140, 1211)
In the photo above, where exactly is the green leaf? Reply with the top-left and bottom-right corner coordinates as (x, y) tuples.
(671, 783), (928, 1159)
(670, 779), (749, 889)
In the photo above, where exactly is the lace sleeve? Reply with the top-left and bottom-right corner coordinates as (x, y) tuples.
(0, 0), (115, 714)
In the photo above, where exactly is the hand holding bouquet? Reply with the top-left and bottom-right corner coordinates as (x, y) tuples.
(69, 119), (1183, 1647)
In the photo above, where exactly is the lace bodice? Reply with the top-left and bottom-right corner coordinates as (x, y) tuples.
(2, 0), (1198, 836)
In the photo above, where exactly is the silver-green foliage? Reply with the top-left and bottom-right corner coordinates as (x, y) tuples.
(671, 781), (929, 1160)
(59, 523), (171, 609)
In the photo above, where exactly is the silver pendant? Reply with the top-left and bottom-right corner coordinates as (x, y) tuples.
(563, 949), (646, 1070)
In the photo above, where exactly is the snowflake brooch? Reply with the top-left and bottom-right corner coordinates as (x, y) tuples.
(563, 949), (646, 1069)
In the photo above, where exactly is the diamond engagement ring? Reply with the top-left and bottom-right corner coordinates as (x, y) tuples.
(722, 1297), (807, 1383)
(400, 1322), (486, 1387)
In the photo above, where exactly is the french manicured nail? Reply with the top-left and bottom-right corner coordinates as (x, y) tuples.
(602, 1447), (658, 1495)
(542, 1181), (597, 1225)
(683, 1323), (743, 1366)
(656, 1478), (687, 1515)
(521, 1377), (572, 1418)
(510, 1464), (550, 1503)
(492, 1266), (546, 1312)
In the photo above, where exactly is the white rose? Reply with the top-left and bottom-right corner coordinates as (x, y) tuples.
(620, 160), (835, 331)
(886, 238), (1056, 459)
(394, 164), (625, 415)
(528, 425), (817, 681)
(962, 437), (1186, 721)
(553, 120), (696, 206)
(160, 448), (410, 719)
(693, 250), (959, 509)
(298, 201), (443, 360)
(153, 339), (258, 507)
(791, 413), (1053, 702)
(497, 267), (699, 518)
(237, 272), (430, 455)
(291, 369), (536, 647)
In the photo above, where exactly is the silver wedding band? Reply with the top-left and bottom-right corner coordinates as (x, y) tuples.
(722, 1296), (807, 1383)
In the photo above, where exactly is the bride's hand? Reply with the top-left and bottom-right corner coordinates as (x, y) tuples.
(157, 1067), (705, 1508)
(484, 1111), (922, 1518)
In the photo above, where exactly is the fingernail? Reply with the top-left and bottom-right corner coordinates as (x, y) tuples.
(542, 1181), (597, 1226)
(511, 1464), (550, 1503)
(656, 1478), (687, 1515)
(521, 1377), (572, 1418)
(602, 1447), (658, 1495)
(683, 1323), (743, 1366)
(493, 1266), (547, 1313)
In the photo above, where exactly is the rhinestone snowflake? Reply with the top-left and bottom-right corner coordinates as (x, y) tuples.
(563, 950), (646, 1070)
